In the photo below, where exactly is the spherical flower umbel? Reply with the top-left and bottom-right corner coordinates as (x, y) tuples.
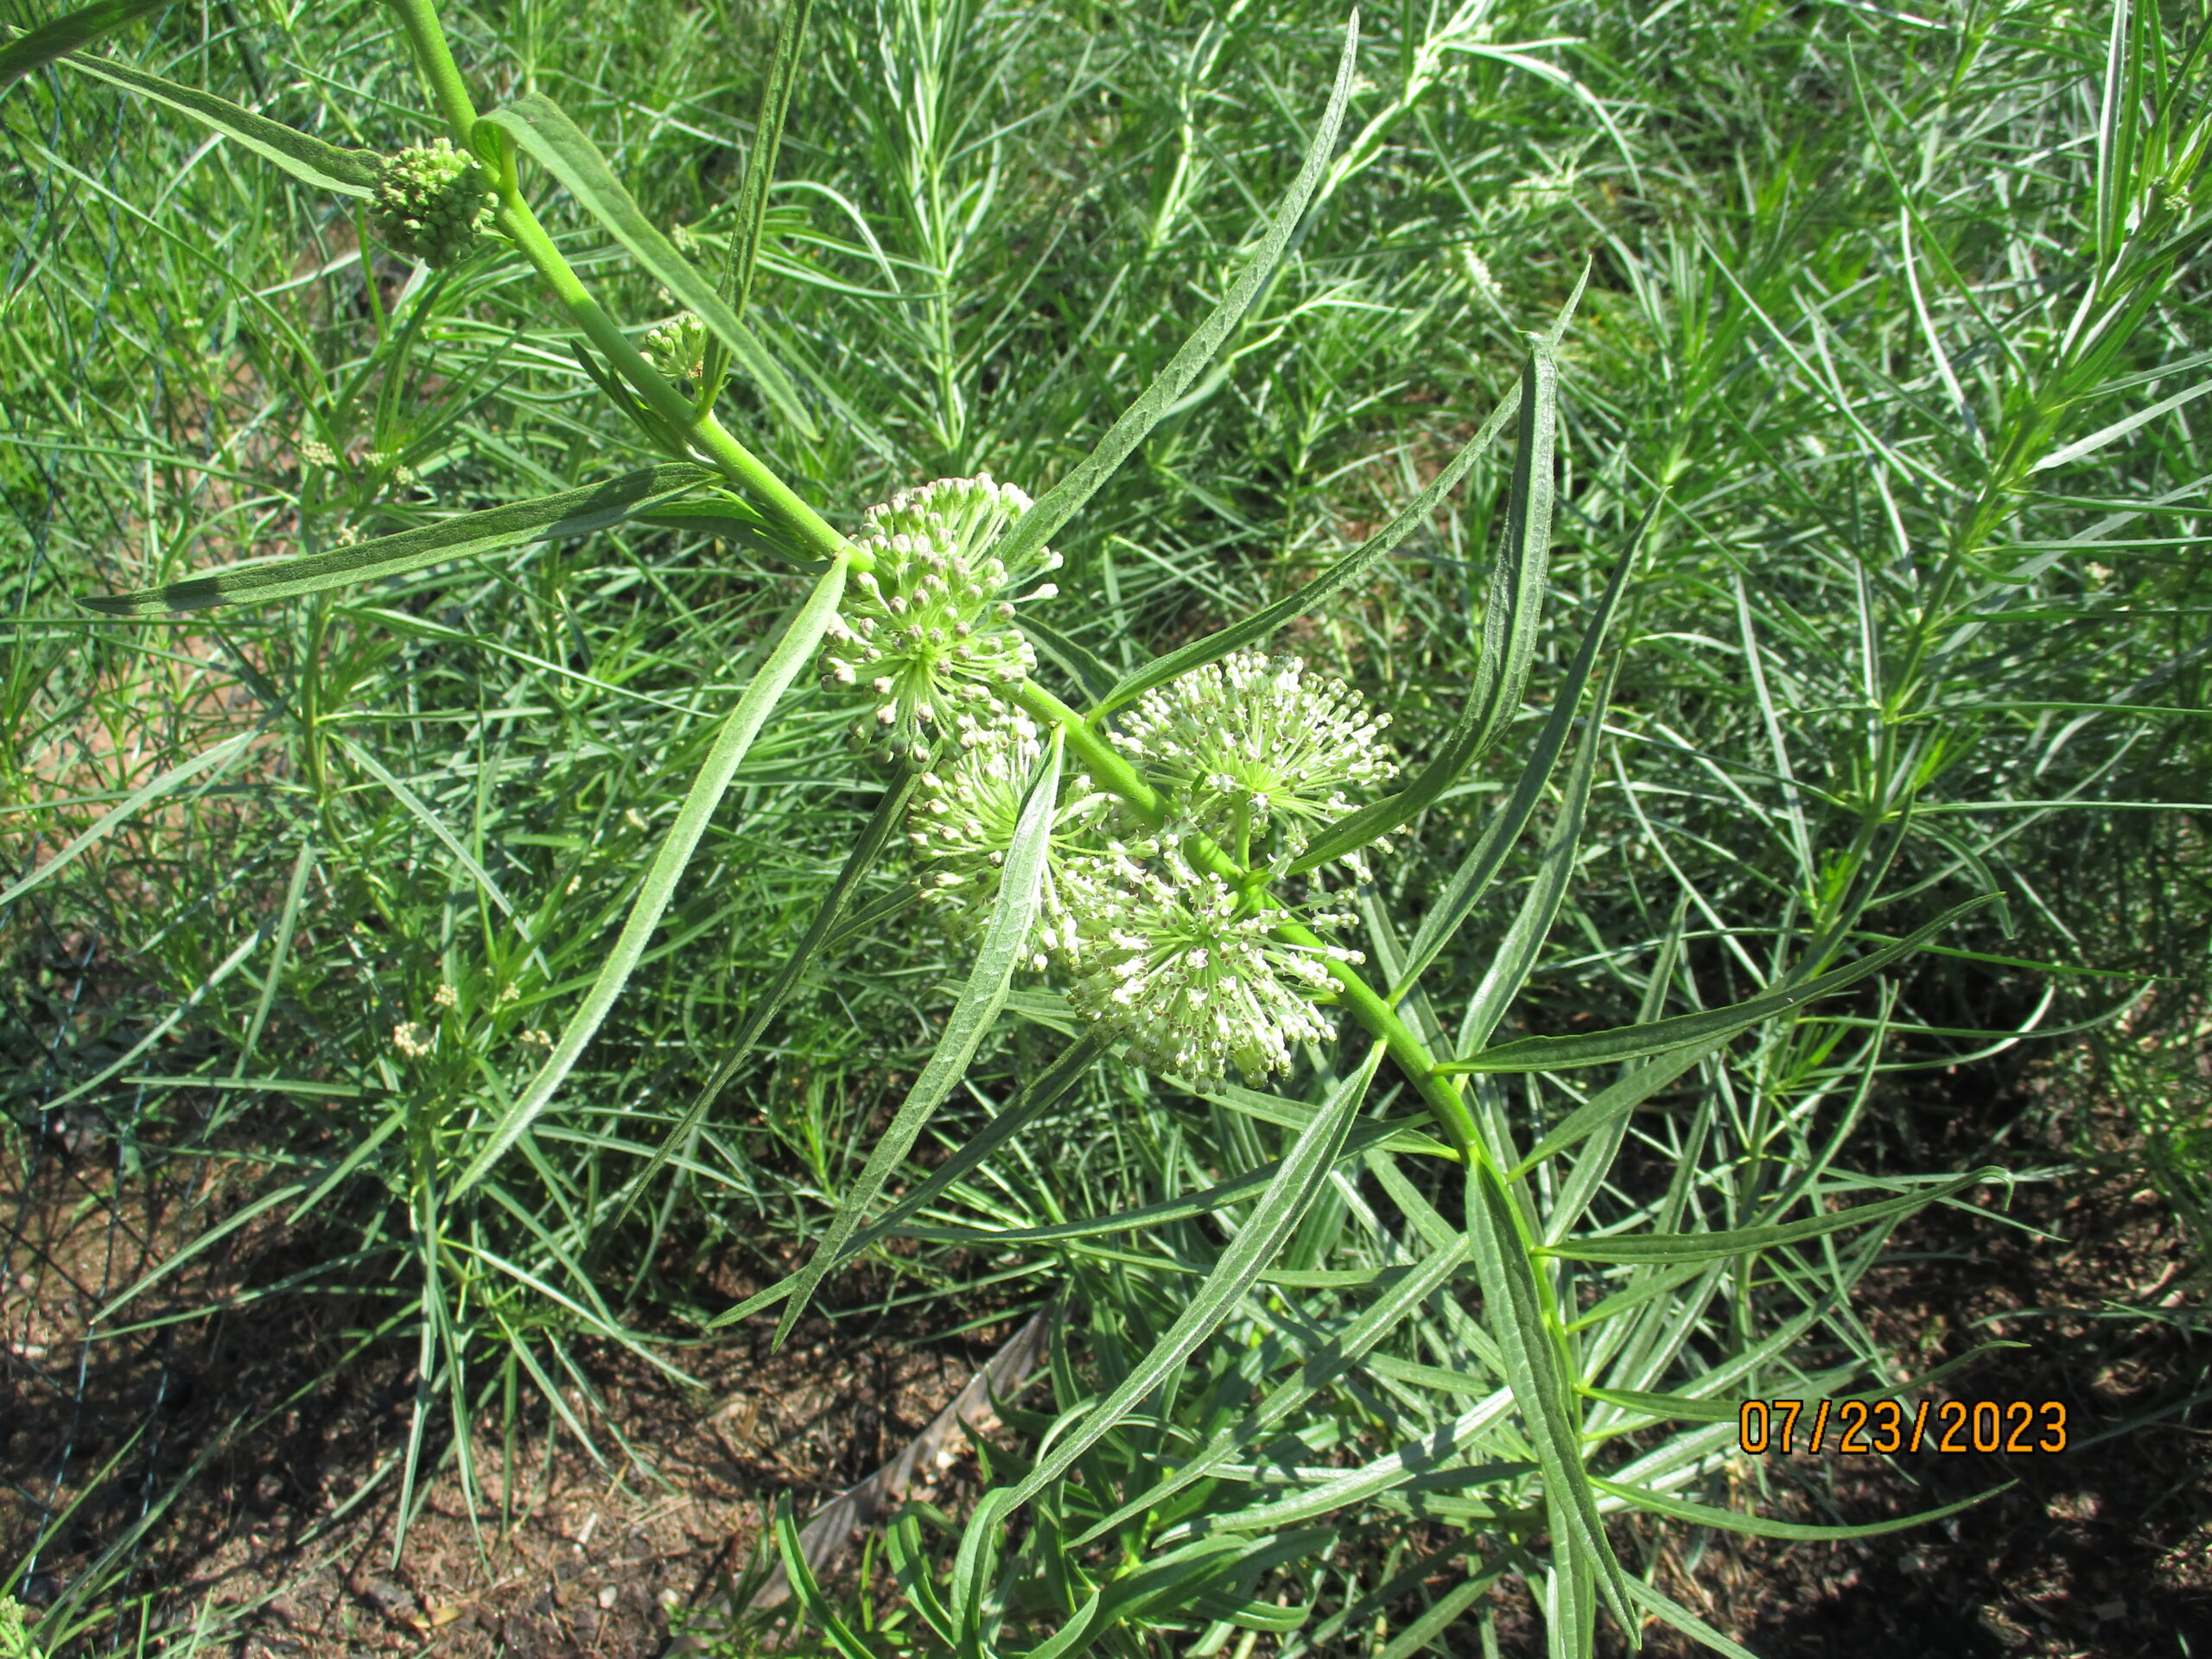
(1046, 849), (1364, 1091)
(818, 473), (1060, 768)
(645, 311), (707, 383)
(371, 139), (495, 269)
(906, 706), (1109, 954)
(1109, 650), (1397, 869)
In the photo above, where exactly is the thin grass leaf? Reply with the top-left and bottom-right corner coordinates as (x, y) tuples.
(329, 734), (518, 917)
(1001, 1041), (1386, 1512)
(449, 554), (851, 1198)
(478, 93), (818, 439)
(39, 45), (383, 193)
(1292, 345), (1565, 874)
(986, 14), (1362, 576)
(771, 731), (1065, 1344)
(772, 1494), (879, 1659)
(80, 465), (709, 614)
(0, 1), (174, 88)
(0, 728), (259, 908)
(1463, 1159), (1634, 1633)
(1089, 378), (1525, 719)
(1441, 894), (2001, 1074)
(1542, 1166), (2004, 1264)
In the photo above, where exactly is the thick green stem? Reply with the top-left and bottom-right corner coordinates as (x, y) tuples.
(385, 0), (484, 149)
(386, 0), (858, 572)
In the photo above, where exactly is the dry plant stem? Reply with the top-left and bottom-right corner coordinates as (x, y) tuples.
(385, 0), (862, 573)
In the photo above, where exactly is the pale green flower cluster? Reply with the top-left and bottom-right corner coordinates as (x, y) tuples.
(1109, 649), (1399, 870)
(370, 138), (494, 269)
(645, 311), (707, 383)
(817, 474), (1060, 768)
(891, 630), (1397, 1090)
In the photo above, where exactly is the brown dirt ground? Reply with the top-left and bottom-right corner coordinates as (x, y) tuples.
(5, 1052), (2208, 1658)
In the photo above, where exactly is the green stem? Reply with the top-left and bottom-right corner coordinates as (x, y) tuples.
(385, 0), (860, 573)
(385, 0), (482, 149)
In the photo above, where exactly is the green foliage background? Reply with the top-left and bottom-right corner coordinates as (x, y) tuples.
(3, 0), (2208, 1652)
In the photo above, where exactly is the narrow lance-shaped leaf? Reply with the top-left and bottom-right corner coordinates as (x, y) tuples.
(1595, 1476), (1995, 1541)
(477, 93), (819, 440)
(1387, 510), (1649, 983)
(987, 13), (1363, 576)
(1065, 1235), (1471, 1549)
(1293, 342), (1564, 873)
(81, 466), (710, 615)
(608, 772), (920, 1237)
(1001, 1041), (1387, 1513)
(1456, 652), (1620, 1064)
(0, 728), (259, 909)
(699, 0), (812, 405)
(1541, 1166), (2005, 1264)
(1463, 1158), (1635, 1634)
(1440, 893), (2001, 1074)
(41, 45), (383, 194)
(1, 1), (169, 87)
(772, 731), (1066, 1345)
(709, 1032), (1107, 1327)
(449, 554), (852, 1199)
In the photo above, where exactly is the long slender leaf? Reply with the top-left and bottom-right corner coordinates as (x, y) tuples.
(449, 554), (851, 1198)
(1464, 1159), (1635, 1633)
(1292, 344), (1565, 873)
(772, 731), (1065, 1344)
(1541, 1166), (2005, 1264)
(80, 466), (709, 615)
(1440, 893), (2001, 1073)
(1001, 1041), (1386, 1511)
(1389, 517), (1647, 986)
(985, 14), (1363, 576)
(478, 93), (818, 439)
(42, 46), (383, 193)
(1090, 377), (1526, 719)
(0, 728), (259, 908)
(1, 1), (169, 87)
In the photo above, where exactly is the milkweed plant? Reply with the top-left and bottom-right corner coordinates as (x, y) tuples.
(16, 0), (2190, 1650)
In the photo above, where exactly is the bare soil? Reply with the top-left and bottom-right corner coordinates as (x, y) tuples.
(5, 1051), (2207, 1658)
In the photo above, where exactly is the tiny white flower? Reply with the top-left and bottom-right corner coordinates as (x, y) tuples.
(393, 1020), (434, 1058)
